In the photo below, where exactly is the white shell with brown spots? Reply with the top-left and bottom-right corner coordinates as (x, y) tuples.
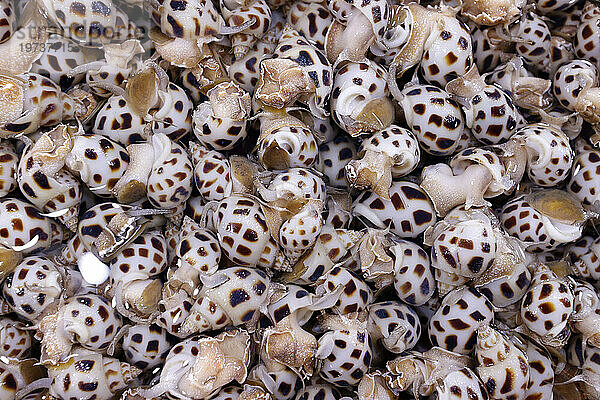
(267, 26), (333, 118)
(286, 226), (358, 285)
(420, 17), (473, 88)
(192, 148), (232, 202)
(31, 34), (87, 89)
(287, 1), (332, 51)
(324, 193), (352, 229)
(316, 135), (358, 188)
(367, 301), (421, 354)
(47, 350), (140, 400)
(44, 294), (122, 356)
(250, 363), (302, 400)
(221, 0), (272, 59)
(484, 57), (552, 110)
(0, 0), (14, 44)
(464, 85), (521, 145)
(399, 84), (465, 156)
(155, 0), (224, 42)
(516, 123), (573, 187)
(450, 147), (509, 197)
(436, 367), (489, 400)
(520, 265), (573, 346)
(514, 336), (554, 400)
(280, 204), (323, 261)
(156, 289), (195, 337)
(38, 0), (117, 44)
(471, 25), (509, 73)
(552, 60), (597, 111)
(109, 229), (167, 283)
(192, 81), (249, 151)
(0, 198), (63, 254)
(360, 125), (420, 177)
(257, 117), (319, 170)
(511, 12), (552, 73)
(0, 358), (44, 400)
(3, 256), (64, 321)
(475, 325), (529, 400)
(315, 266), (372, 315)
(316, 320), (373, 387)
(327, 0), (389, 46)
(212, 386), (245, 400)
(18, 136), (82, 231)
(330, 59), (389, 136)
(453, 127), (479, 155)
(574, 7), (600, 70)
(550, 36), (576, 76)
(429, 213), (498, 295)
(176, 290), (231, 336)
(86, 59), (134, 98)
(65, 134), (130, 197)
(0, 140), (17, 197)
(147, 134), (193, 210)
(475, 257), (531, 308)
(77, 202), (133, 253)
(0, 73), (76, 137)
(229, 39), (276, 93)
(295, 384), (347, 400)
(122, 324), (171, 371)
(0, 318), (32, 359)
(267, 284), (319, 325)
(568, 140), (600, 208)
(93, 94), (148, 146)
(213, 194), (280, 268)
(566, 235), (600, 280)
(428, 287), (494, 355)
(183, 195), (206, 225)
(261, 167), (327, 205)
(579, 342), (600, 398)
(176, 217), (221, 276)
(500, 198), (551, 252)
(178, 68), (210, 105)
(308, 112), (339, 143)
(195, 266), (270, 332)
(152, 83), (194, 142)
(500, 196), (582, 252)
(352, 181), (436, 238)
(533, 0), (580, 14)
(326, 0), (355, 26)
(163, 219), (186, 269)
(390, 239), (435, 306)
(83, 40), (143, 98)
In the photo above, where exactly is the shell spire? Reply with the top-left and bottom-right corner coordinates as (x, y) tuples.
(476, 325), (529, 400)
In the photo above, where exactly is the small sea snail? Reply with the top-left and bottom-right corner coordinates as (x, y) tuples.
(133, 328), (252, 400)
(330, 60), (394, 137)
(255, 25), (332, 118)
(345, 125), (419, 199)
(553, 60), (600, 126)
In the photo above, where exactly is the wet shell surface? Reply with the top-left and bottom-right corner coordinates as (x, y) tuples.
(399, 84), (465, 156)
(2, 1), (600, 399)
(429, 287), (494, 354)
(352, 181), (436, 238)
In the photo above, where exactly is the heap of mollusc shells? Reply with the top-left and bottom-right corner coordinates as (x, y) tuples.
(3, 0), (600, 398)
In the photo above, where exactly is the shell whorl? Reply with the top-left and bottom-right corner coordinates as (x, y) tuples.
(476, 324), (505, 360)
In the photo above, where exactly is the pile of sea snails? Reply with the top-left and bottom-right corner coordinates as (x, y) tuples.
(4, 0), (600, 398)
